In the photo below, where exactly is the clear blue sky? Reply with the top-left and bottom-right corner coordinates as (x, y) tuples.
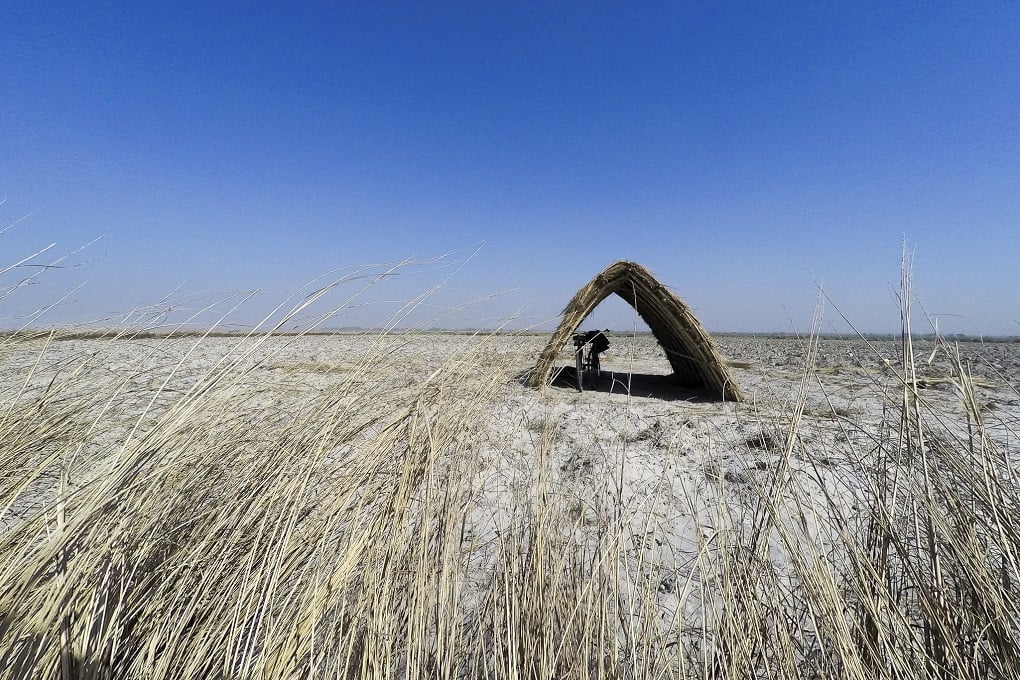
(3, 2), (1018, 335)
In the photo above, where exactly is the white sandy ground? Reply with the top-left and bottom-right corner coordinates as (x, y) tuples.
(2, 331), (1019, 671)
(471, 334), (1020, 640)
(3, 330), (1019, 512)
(3, 331), (1019, 554)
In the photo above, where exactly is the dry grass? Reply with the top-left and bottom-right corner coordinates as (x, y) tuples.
(1, 258), (1018, 678)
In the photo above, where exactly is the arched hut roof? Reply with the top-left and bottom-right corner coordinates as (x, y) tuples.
(529, 261), (743, 401)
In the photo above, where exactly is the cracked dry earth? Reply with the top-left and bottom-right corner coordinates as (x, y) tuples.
(2, 331), (1019, 630)
(469, 333), (1020, 629)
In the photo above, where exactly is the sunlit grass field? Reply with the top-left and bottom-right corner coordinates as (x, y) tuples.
(2, 264), (1019, 679)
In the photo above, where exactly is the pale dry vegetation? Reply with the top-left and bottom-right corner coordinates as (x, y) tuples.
(1, 260), (1019, 679)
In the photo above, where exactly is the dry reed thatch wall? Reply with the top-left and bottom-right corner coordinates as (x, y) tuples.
(529, 261), (744, 401)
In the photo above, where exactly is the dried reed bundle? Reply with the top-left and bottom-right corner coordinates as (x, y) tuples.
(529, 261), (743, 401)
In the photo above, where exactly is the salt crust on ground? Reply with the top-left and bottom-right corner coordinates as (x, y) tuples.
(2, 332), (1018, 640)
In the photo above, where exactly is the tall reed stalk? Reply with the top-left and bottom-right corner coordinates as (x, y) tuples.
(1, 254), (1017, 678)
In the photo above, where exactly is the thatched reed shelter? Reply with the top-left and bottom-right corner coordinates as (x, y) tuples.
(529, 261), (743, 401)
